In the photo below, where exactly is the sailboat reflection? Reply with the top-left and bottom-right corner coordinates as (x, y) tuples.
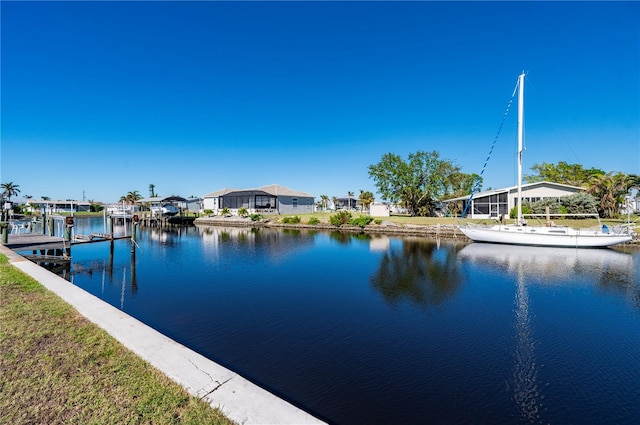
(458, 243), (636, 422)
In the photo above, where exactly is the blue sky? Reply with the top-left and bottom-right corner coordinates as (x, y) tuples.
(2, 1), (639, 203)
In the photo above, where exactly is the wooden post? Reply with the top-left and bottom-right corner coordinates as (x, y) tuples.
(131, 221), (137, 254)
(130, 249), (137, 291)
(42, 211), (47, 235)
(48, 216), (54, 237)
(64, 217), (73, 257)
(1, 222), (8, 244)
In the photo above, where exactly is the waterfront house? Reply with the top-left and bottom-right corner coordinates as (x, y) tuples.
(26, 199), (92, 214)
(136, 196), (188, 216)
(202, 184), (314, 215)
(443, 181), (585, 219)
(334, 196), (359, 211)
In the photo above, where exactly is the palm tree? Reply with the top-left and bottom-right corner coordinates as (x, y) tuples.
(358, 190), (375, 212)
(331, 196), (339, 211)
(626, 174), (640, 192)
(149, 184), (156, 197)
(1, 182), (21, 202)
(320, 195), (329, 211)
(587, 172), (629, 218)
(119, 190), (142, 205)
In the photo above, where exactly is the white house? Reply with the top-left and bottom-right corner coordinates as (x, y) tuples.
(622, 192), (640, 215)
(369, 203), (390, 217)
(443, 181), (585, 219)
(202, 184), (314, 215)
(26, 200), (92, 214)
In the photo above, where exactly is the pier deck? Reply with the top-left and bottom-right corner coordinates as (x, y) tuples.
(5, 234), (67, 251)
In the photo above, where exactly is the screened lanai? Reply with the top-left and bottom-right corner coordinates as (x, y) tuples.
(443, 181), (584, 219)
(219, 190), (277, 211)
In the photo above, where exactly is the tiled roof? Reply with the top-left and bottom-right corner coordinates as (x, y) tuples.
(203, 184), (314, 198)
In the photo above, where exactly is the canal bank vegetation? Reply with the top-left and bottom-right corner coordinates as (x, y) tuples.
(272, 212), (636, 230)
(0, 254), (235, 425)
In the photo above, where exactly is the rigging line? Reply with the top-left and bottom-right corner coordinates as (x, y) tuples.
(461, 78), (520, 218)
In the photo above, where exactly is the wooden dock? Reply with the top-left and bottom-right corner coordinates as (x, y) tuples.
(4, 233), (133, 251)
(72, 234), (130, 244)
(73, 233), (112, 242)
(5, 234), (67, 251)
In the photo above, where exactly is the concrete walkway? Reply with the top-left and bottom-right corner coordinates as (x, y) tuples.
(1, 245), (326, 425)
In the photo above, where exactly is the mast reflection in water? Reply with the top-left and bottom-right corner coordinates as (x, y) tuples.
(31, 217), (640, 425)
(459, 243), (638, 424)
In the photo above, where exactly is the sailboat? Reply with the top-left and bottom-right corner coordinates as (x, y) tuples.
(458, 73), (633, 248)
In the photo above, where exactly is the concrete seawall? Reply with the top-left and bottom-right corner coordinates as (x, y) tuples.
(195, 216), (468, 240)
(1, 244), (326, 425)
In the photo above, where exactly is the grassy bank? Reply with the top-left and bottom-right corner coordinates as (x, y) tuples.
(0, 254), (234, 425)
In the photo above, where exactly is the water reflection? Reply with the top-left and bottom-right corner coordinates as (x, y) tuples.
(458, 243), (638, 423)
(326, 231), (366, 244)
(370, 240), (463, 308)
(369, 236), (391, 252)
(512, 264), (542, 423)
(196, 225), (315, 262)
(458, 244), (638, 308)
(148, 225), (194, 246)
(36, 219), (640, 424)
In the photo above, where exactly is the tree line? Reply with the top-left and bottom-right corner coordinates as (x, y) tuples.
(367, 152), (639, 219)
(4, 159), (638, 220)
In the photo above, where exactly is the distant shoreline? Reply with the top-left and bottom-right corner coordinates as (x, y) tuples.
(194, 216), (640, 247)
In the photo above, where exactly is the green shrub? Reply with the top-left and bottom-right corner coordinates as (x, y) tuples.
(329, 210), (352, 226)
(559, 192), (598, 215)
(250, 213), (262, 222)
(307, 217), (320, 225)
(221, 207), (231, 216)
(512, 193), (598, 219)
(238, 207), (249, 217)
(374, 219), (382, 225)
(348, 215), (374, 228)
(281, 215), (301, 224)
(510, 205), (531, 219)
(204, 209), (213, 215)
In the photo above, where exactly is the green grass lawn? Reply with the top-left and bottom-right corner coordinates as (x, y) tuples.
(0, 254), (235, 425)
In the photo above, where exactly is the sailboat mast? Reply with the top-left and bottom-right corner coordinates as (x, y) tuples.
(516, 72), (525, 225)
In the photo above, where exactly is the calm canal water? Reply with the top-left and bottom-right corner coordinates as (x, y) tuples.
(26, 217), (640, 424)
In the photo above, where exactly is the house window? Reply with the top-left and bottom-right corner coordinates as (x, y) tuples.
(292, 198), (298, 208)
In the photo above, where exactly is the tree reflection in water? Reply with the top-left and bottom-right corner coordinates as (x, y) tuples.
(329, 231), (371, 245)
(370, 240), (463, 308)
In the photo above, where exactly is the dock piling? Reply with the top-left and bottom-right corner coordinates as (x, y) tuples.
(1, 222), (8, 244)
(131, 218), (138, 254)
(64, 217), (73, 257)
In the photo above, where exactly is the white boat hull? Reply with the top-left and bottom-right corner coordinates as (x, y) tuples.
(458, 224), (632, 248)
(151, 205), (179, 217)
